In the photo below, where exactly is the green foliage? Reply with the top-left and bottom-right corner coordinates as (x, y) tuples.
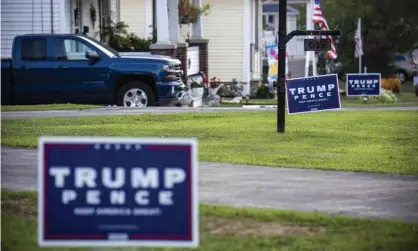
(299, 0), (418, 77)
(190, 81), (204, 88)
(100, 17), (157, 52)
(359, 89), (397, 104)
(178, 0), (211, 24)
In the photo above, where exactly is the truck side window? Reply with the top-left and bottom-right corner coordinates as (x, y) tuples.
(21, 38), (47, 61)
(55, 38), (95, 61)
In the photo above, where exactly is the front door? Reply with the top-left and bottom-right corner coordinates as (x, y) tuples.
(51, 37), (110, 103)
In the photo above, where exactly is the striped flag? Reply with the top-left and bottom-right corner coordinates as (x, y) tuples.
(312, 0), (337, 59)
(354, 18), (363, 58)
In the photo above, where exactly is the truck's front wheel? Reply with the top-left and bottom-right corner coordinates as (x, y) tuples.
(116, 81), (156, 107)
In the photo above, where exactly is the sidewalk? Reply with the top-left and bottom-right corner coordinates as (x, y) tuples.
(2, 146), (418, 223)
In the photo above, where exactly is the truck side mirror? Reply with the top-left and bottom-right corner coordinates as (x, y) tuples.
(85, 50), (100, 61)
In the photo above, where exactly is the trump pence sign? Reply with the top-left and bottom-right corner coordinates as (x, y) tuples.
(285, 74), (341, 114)
(38, 136), (198, 248)
(346, 73), (381, 96)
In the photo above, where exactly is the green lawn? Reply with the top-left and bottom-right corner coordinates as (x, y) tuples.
(221, 93), (418, 107)
(1, 103), (102, 111)
(2, 191), (418, 251)
(2, 111), (418, 174)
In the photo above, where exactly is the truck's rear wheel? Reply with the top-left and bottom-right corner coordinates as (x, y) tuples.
(116, 81), (156, 107)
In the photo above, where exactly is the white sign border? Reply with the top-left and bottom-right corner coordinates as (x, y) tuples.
(285, 73), (342, 115)
(38, 136), (199, 248)
(345, 73), (382, 97)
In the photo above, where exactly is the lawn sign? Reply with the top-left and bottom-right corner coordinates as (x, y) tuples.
(346, 73), (381, 96)
(285, 74), (341, 114)
(38, 136), (199, 248)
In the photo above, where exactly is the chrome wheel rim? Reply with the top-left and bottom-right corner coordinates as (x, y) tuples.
(123, 88), (148, 107)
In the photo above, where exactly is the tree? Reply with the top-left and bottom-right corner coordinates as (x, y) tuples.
(297, 0), (418, 77)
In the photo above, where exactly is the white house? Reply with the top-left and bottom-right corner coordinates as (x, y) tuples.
(262, 0), (305, 59)
(261, 0), (312, 78)
(119, 0), (264, 97)
(1, 0), (118, 58)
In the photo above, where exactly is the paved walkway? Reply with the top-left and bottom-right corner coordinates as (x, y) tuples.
(2, 146), (418, 223)
(2, 106), (418, 120)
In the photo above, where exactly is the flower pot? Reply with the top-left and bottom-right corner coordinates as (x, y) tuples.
(191, 87), (204, 98)
(180, 16), (191, 24)
(208, 88), (218, 96)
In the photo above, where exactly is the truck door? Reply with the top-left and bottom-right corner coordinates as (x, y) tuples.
(12, 37), (56, 103)
(51, 37), (109, 102)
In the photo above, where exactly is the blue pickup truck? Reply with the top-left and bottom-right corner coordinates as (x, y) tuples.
(1, 34), (188, 107)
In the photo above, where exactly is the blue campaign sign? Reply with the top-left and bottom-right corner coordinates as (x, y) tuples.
(346, 73), (381, 96)
(286, 74), (341, 114)
(38, 136), (199, 248)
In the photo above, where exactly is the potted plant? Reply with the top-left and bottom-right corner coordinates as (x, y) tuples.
(178, 0), (211, 24)
(209, 77), (224, 95)
(190, 81), (204, 97)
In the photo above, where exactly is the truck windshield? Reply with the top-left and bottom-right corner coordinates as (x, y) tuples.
(79, 35), (121, 58)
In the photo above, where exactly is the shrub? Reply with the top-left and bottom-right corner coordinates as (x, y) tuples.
(256, 84), (275, 99)
(127, 33), (152, 51)
(359, 88), (397, 103)
(381, 78), (401, 93)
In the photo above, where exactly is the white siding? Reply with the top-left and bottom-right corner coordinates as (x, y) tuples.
(119, 0), (147, 36)
(62, 0), (72, 33)
(1, 0), (62, 58)
(287, 15), (304, 58)
(202, 0), (244, 81)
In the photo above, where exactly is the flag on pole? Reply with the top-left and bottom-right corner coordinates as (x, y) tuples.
(312, 0), (337, 59)
(354, 18), (363, 58)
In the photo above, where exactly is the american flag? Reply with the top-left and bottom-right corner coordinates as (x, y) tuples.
(354, 18), (363, 58)
(312, 0), (337, 59)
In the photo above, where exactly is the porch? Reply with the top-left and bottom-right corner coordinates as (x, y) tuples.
(150, 0), (209, 82)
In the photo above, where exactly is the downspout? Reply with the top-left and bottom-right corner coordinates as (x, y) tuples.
(98, 0), (102, 41)
(50, 0), (54, 33)
(255, 0), (259, 50)
(78, 0), (83, 34)
(152, 0), (156, 32)
(41, 0), (44, 33)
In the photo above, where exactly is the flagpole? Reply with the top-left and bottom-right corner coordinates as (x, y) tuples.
(311, 0), (318, 76)
(304, 0), (311, 77)
(358, 17), (362, 73)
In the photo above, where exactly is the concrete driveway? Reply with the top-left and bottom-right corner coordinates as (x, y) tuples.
(2, 146), (418, 223)
(2, 106), (418, 120)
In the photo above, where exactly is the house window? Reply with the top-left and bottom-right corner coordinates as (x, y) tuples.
(268, 15), (274, 23)
(21, 39), (47, 61)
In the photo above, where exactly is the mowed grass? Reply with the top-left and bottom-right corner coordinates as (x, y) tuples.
(221, 93), (418, 107)
(2, 111), (418, 174)
(2, 191), (418, 251)
(1, 103), (101, 111)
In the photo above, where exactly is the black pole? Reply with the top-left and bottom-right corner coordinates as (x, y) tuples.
(277, 0), (287, 133)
